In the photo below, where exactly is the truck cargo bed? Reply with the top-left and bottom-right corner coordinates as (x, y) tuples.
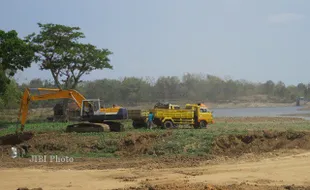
(154, 109), (194, 119)
(127, 109), (149, 119)
(128, 108), (194, 119)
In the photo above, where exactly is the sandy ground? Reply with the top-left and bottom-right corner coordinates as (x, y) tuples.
(2, 150), (310, 190)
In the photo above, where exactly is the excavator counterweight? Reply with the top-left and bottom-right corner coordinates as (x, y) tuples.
(17, 88), (127, 133)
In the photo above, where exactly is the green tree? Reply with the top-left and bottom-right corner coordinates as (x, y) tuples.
(0, 70), (8, 95)
(0, 79), (21, 109)
(82, 79), (122, 104)
(297, 83), (307, 97)
(26, 23), (113, 90)
(205, 75), (225, 101)
(223, 79), (238, 100)
(154, 76), (181, 101)
(286, 85), (298, 101)
(28, 78), (44, 88)
(263, 80), (275, 96)
(0, 30), (35, 94)
(120, 77), (151, 105)
(26, 23), (113, 118)
(274, 81), (286, 99)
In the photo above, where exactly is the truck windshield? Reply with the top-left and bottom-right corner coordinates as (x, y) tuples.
(200, 108), (209, 113)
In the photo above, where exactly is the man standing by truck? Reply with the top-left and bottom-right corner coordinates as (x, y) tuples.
(147, 111), (154, 129)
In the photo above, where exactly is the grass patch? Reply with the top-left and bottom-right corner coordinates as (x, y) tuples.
(69, 152), (118, 158)
(151, 128), (247, 156)
(0, 122), (70, 136)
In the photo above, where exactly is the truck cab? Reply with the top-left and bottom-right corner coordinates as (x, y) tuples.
(185, 103), (214, 128)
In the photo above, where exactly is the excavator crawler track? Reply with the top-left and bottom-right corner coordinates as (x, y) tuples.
(65, 122), (124, 133)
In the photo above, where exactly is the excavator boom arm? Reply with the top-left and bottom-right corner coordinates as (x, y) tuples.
(18, 88), (86, 131)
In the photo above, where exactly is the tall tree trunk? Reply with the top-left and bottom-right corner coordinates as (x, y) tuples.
(61, 80), (72, 122)
(61, 80), (79, 122)
(62, 99), (69, 122)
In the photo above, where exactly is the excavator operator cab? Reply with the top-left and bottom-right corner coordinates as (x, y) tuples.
(81, 99), (101, 118)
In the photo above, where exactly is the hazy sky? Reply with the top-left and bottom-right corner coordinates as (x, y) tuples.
(1, 0), (309, 85)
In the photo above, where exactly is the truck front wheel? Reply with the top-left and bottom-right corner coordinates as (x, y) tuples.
(199, 120), (207, 128)
(162, 120), (174, 129)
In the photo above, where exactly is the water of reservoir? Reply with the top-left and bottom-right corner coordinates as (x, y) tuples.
(211, 106), (310, 120)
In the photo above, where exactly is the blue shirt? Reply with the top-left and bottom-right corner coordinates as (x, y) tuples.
(148, 113), (154, 121)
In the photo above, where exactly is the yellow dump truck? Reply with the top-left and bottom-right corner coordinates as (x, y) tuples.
(128, 103), (214, 129)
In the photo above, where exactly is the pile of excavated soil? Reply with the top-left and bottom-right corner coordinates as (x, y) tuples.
(117, 131), (172, 156)
(0, 131), (174, 159)
(0, 131), (103, 159)
(212, 130), (310, 156)
(27, 131), (173, 157)
(27, 132), (98, 153)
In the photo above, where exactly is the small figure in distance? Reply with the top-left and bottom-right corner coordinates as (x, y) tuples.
(147, 111), (154, 129)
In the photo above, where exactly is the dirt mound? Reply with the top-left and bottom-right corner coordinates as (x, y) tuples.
(27, 132), (99, 154)
(0, 130), (175, 160)
(213, 130), (310, 156)
(0, 132), (34, 145)
(17, 188), (43, 190)
(0, 131), (102, 159)
(118, 131), (172, 156)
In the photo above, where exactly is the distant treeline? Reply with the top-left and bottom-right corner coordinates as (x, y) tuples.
(1, 73), (309, 109)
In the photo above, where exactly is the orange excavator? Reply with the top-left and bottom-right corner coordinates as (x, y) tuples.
(17, 88), (128, 133)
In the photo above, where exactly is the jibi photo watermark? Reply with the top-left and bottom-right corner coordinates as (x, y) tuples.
(3, 146), (74, 163)
(29, 155), (74, 163)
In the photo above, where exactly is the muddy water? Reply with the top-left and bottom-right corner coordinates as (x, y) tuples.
(211, 106), (310, 120)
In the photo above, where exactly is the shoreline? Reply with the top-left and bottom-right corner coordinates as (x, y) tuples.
(208, 102), (295, 109)
(127, 102), (296, 109)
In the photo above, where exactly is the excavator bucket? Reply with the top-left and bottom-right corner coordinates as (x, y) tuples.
(65, 122), (124, 133)
(0, 132), (34, 146)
